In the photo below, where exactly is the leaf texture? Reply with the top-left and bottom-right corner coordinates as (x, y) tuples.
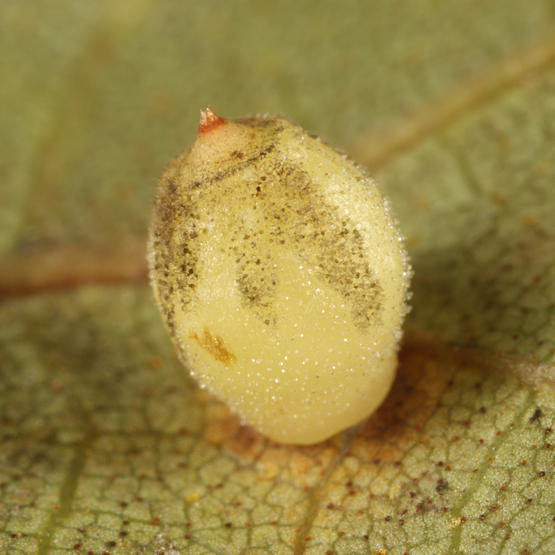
(1, 1), (554, 553)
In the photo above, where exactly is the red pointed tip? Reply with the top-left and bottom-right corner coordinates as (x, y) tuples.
(198, 107), (228, 134)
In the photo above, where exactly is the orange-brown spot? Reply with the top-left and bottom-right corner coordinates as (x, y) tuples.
(189, 327), (236, 365)
(198, 107), (228, 134)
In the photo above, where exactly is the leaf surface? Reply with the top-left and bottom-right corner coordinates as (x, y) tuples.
(1, 1), (554, 553)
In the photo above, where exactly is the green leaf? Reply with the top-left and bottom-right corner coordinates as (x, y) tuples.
(1, 1), (553, 553)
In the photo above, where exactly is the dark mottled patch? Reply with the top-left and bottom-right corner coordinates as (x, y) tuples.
(201, 143), (279, 188)
(236, 252), (277, 325)
(151, 171), (200, 340)
(436, 479), (448, 493)
(150, 116), (383, 340)
(273, 164), (383, 329)
(225, 160), (382, 329)
(529, 408), (541, 423)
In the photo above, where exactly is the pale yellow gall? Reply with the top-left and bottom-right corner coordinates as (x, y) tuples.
(148, 110), (411, 444)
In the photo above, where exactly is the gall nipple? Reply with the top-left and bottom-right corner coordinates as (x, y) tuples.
(198, 107), (228, 135)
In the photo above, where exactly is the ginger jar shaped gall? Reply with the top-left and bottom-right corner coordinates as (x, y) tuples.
(148, 109), (411, 444)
